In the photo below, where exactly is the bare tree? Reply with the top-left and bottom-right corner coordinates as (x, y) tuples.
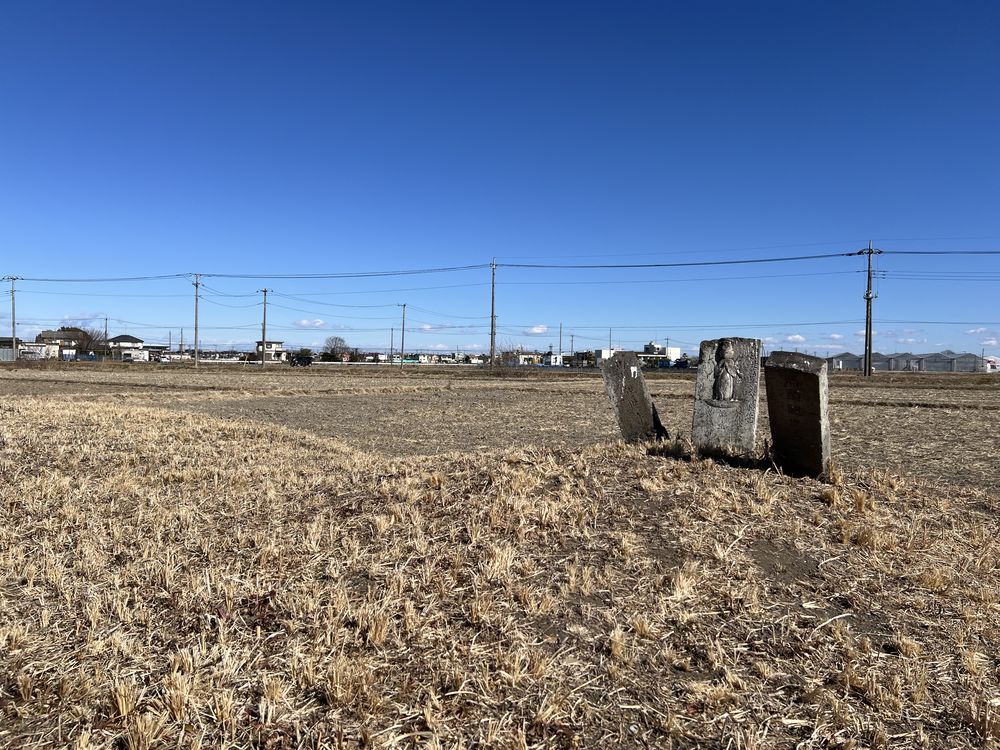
(324, 336), (348, 357)
(76, 326), (107, 354)
(52, 326), (106, 354)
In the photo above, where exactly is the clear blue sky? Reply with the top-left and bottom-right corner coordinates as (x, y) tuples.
(2, 1), (998, 356)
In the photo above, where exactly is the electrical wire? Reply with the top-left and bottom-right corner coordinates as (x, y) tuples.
(17, 273), (189, 283)
(497, 251), (858, 270)
(201, 264), (490, 280)
(499, 269), (863, 287)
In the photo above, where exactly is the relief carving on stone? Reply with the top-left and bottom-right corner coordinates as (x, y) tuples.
(709, 338), (742, 407)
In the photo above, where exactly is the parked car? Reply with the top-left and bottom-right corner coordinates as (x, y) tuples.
(290, 354), (314, 367)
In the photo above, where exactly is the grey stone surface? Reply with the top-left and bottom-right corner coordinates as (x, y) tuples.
(692, 337), (762, 455)
(764, 351), (831, 478)
(600, 351), (668, 443)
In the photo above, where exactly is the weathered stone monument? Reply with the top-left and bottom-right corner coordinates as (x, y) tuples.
(692, 337), (762, 456)
(600, 351), (668, 443)
(764, 351), (831, 478)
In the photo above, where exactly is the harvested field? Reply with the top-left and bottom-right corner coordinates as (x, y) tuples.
(1, 365), (999, 748)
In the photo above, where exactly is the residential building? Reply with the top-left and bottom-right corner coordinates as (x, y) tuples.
(593, 348), (622, 367)
(109, 334), (144, 353)
(544, 353), (564, 366)
(638, 342), (682, 367)
(255, 340), (286, 362)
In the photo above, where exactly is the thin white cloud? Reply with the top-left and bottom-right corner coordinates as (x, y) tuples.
(61, 312), (104, 325)
(762, 336), (778, 344)
(784, 334), (806, 344)
(294, 319), (326, 328)
(826, 333), (844, 341)
(524, 324), (548, 335)
(420, 324), (434, 332)
(967, 327), (988, 335)
(982, 337), (998, 347)
(896, 337), (926, 345)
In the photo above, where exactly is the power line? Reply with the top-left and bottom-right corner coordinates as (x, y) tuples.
(265, 301), (401, 320)
(201, 263), (490, 280)
(199, 297), (262, 309)
(17, 273), (189, 283)
(882, 250), (1000, 256)
(495, 239), (868, 260)
(269, 292), (397, 309)
(499, 269), (863, 287)
(496, 250), (858, 270)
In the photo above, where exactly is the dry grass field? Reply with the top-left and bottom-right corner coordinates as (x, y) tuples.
(1, 364), (998, 748)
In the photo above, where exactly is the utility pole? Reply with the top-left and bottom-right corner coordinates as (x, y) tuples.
(168, 330), (172, 354)
(389, 327), (394, 364)
(258, 289), (270, 369)
(104, 318), (109, 360)
(4, 276), (18, 367)
(608, 327), (612, 352)
(570, 334), (574, 356)
(860, 241), (882, 378)
(558, 322), (563, 366)
(192, 273), (201, 369)
(399, 303), (407, 371)
(180, 328), (184, 361)
(489, 258), (497, 370)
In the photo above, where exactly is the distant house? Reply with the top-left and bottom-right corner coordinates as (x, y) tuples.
(511, 352), (542, 366)
(255, 340), (286, 362)
(638, 341), (681, 367)
(109, 334), (144, 350)
(593, 348), (622, 367)
(37, 329), (82, 347)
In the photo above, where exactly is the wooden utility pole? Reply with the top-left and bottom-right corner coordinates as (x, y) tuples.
(399, 303), (407, 371)
(489, 259), (497, 370)
(4, 276), (18, 367)
(558, 322), (563, 366)
(389, 327), (394, 364)
(192, 273), (201, 369)
(258, 289), (270, 369)
(860, 242), (882, 377)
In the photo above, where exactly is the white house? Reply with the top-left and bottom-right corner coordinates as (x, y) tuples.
(544, 353), (564, 366)
(109, 334), (144, 353)
(593, 348), (622, 367)
(255, 340), (286, 362)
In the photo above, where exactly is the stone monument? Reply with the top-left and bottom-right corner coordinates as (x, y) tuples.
(600, 351), (668, 443)
(692, 337), (762, 456)
(764, 351), (831, 478)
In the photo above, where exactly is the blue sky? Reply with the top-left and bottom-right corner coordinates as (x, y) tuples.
(1, 1), (998, 356)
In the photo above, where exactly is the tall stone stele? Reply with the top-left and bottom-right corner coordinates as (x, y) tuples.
(600, 351), (668, 443)
(764, 351), (831, 478)
(692, 337), (762, 456)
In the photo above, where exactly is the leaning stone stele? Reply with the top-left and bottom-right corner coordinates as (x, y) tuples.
(600, 351), (668, 443)
(692, 337), (762, 456)
(764, 351), (831, 478)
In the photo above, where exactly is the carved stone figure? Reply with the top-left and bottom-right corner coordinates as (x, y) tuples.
(692, 337), (762, 455)
(713, 338), (742, 401)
